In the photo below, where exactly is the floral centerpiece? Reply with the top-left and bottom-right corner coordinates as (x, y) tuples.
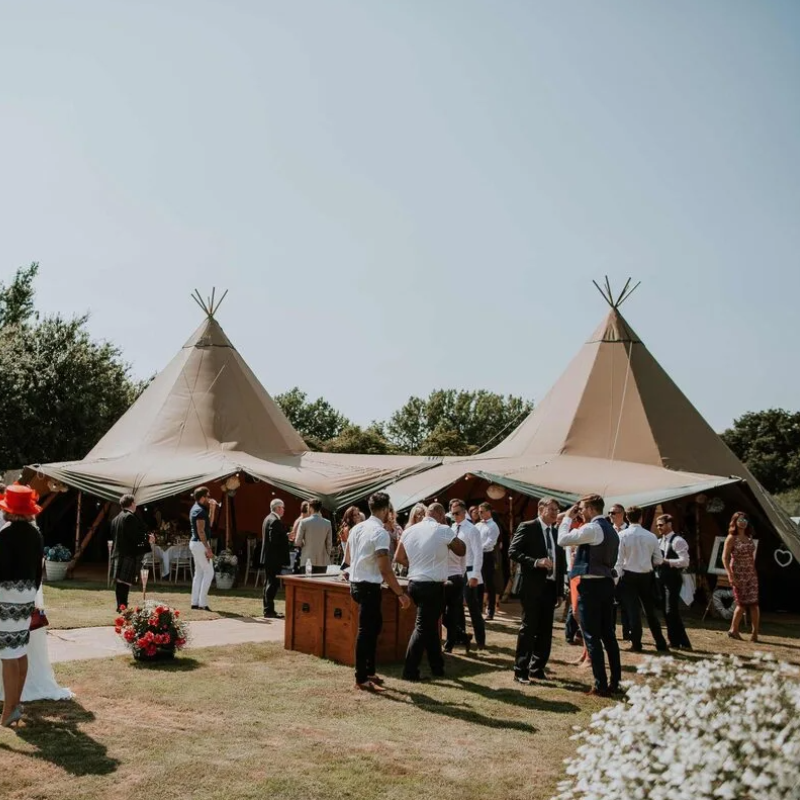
(115, 600), (188, 661)
(44, 544), (72, 581)
(213, 548), (238, 590)
(555, 652), (800, 800)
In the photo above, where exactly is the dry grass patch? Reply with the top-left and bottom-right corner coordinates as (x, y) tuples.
(5, 594), (799, 800)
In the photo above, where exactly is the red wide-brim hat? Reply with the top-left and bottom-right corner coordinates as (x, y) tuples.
(0, 484), (43, 516)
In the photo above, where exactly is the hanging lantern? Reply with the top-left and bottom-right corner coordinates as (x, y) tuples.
(222, 475), (241, 497)
(486, 484), (506, 500)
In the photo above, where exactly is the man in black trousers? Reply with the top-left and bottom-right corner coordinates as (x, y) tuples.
(343, 491), (410, 692)
(110, 494), (154, 612)
(261, 497), (289, 618)
(395, 503), (465, 681)
(615, 506), (668, 652)
(508, 497), (566, 684)
(558, 494), (621, 697)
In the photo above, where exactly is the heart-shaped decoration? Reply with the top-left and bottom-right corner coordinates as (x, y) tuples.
(774, 548), (794, 568)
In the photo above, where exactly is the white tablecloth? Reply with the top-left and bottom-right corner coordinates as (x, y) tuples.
(145, 544), (192, 575)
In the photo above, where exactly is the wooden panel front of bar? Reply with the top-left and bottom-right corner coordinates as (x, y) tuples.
(283, 575), (418, 666)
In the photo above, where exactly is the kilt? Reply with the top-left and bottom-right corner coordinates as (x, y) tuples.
(112, 554), (141, 585)
(0, 579), (37, 659)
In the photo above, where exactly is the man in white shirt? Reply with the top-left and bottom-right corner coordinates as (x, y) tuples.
(608, 503), (631, 641)
(447, 500), (484, 651)
(614, 506), (668, 653)
(558, 493), (622, 697)
(476, 503), (501, 620)
(655, 514), (692, 650)
(344, 492), (410, 692)
(395, 503), (466, 681)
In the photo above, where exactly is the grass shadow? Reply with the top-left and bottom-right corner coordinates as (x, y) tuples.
(383, 689), (537, 733)
(130, 656), (203, 672)
(0, 701), (120, 776)
(447, 677), (581, 714)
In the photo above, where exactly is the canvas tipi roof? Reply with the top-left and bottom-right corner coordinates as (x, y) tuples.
(30, 297), (439, 507)
(381, 284), (800, 559)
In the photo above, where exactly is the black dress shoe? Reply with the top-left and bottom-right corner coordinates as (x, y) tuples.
(628, 644), (643, 653)
(513, 675), (531, 685)
(529, 669), (547, 680)
(191, 605), (200, 610)
(202, 606), (213, 612)
(443, 641), (455, 653)
(264, 612), (283, 619)
(609, 685), (626, 697)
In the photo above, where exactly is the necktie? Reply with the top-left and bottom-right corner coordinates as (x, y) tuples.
(545, 527), (554, 575)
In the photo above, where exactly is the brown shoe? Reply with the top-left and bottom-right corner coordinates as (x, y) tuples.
(366, 675), (385, 686)
(354, 680), (385, 693)
(727, 631), (742, 640)
(586, 687), (610, 698)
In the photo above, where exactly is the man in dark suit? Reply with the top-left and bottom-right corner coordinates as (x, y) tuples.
(110, 493), (154, 612)
(508, 496), (566, 684)
(261, 497), (288, 618)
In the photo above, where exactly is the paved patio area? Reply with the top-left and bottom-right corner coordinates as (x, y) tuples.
(48, 616), (286, 663)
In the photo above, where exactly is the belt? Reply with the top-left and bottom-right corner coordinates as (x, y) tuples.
(465, 565), (473, 571)
(483, 549), (494, 553)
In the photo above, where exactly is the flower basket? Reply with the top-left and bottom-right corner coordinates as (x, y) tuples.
(45, 561), (69, 581)
(115, 601), (188, 662)
(212, 548), (238, 590)
(215, 572), (235, 590)
(44, 545), (72, 581)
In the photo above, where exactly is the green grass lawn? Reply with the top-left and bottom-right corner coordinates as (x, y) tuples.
(8, 583), (799, 800)
(43, 581), (284, 628)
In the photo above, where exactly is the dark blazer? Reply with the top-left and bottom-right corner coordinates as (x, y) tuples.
(110, 510), (150, 560)
(261, 512), (289, 570)
(508, 518), (566, 601)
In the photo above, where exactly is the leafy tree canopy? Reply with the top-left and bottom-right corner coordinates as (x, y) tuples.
(274, 387), (350, 444)
(720, 409), (800, 495)
(0, 263), (146, 467)
(325, 424), (394, 455)
(387, 389), (532, 455)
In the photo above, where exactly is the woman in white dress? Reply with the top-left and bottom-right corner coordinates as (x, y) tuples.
(0, 586), (74, 703)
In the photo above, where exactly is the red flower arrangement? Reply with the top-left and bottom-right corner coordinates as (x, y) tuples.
(115, 601), (188, 660)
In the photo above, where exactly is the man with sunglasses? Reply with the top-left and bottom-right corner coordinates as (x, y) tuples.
(655, 514), (692, 650)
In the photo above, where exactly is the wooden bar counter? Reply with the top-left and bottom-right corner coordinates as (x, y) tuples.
(282, 574), (418, 666)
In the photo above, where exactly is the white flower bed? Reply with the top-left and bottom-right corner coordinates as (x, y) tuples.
(554, 653), (800, 800)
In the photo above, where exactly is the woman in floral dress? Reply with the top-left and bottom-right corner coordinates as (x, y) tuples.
(722, 511), (760, 642)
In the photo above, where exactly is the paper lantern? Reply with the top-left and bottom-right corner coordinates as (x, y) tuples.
(486, 484), (506, 500)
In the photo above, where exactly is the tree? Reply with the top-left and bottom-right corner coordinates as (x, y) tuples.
(720, 409), (800, 495)
(0, 264), (146, 467)
(274, 387), (350, 444)
(0, 262), (38, 327)
(386, 389), (532, 455)
(325, 424), (394, 455)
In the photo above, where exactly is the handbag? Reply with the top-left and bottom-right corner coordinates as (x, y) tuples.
(30, 608), (49, 631)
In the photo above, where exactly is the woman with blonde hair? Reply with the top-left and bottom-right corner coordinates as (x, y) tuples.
(722, 511), (760, 642)
(0, 484), (45, 728)
(384, 504), (403, 557)
(404, 503), (427, 530)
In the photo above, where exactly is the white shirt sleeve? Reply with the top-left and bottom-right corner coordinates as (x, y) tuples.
(557, 517), (604, 547)
(665, 535), (690, 569)
(467, 526), (483, 581)
(614, 533), (627, 579)
(651, 537), (664, 567)
(374, 528), (391, 554)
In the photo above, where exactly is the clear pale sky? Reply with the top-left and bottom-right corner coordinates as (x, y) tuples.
(1, 2), (798, 433)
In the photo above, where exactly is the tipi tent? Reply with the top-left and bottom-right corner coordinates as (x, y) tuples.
(380, 283), (800, 563)
(29, 298), (439, 509)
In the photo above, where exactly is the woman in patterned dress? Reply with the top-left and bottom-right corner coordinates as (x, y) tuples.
(0, 484), (44, 728)
(722, 511), (760, 642)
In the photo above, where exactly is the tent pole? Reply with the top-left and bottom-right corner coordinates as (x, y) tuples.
(225, 493), (231, 549)
(68, 501), (110, 576)
(74, 491), (83, 560)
